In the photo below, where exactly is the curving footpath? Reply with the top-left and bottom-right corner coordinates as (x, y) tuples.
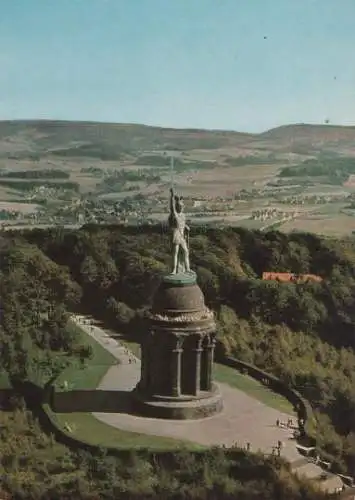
(72, 314), (345, 494)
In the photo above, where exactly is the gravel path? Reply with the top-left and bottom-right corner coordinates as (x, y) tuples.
(72, 314), (344, 493)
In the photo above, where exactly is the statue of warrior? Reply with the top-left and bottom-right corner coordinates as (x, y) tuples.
(168, 187), (190, 274)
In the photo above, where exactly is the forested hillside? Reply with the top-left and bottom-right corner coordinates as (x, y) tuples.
(24, 225), (355, 477)
(1, 120), (355, 158)
(0, 232), (330, 499)
(0, 237), (83, 385)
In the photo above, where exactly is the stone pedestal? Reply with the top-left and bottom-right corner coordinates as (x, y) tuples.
(132, 271), (223, 420)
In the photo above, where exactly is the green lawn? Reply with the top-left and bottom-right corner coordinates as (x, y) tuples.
(51, 324), (293, 450)
(53, 410), (204, 451)
(55, 320), (118, 390)
(53, 330), (204, 451)
(213, 364), (294, 415)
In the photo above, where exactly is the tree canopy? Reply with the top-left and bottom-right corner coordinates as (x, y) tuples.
(1, 224), (355, 498)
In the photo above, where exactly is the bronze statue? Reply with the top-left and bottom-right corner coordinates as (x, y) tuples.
(168, 187), (190, 274)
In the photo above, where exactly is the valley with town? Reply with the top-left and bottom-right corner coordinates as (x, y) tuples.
(2, 121), (355, 237)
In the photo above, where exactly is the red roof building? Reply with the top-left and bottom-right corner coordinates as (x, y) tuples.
(262, 272), (322, 283)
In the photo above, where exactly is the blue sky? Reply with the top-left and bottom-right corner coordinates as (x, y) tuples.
(1, 0), (355, 132)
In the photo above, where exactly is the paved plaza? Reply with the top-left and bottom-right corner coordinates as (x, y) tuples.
(72, 314), (345, 493)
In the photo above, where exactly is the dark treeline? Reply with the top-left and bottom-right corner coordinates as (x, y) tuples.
(280, 157), (355, 183)
(1, 406), (326, 500)
(225, 154), (280, 166)
(134, 155), (216, 171)
(50, 143), (125, 160)
(0, 179), (79, 192)
(0, 229), (333, 499)
(24, 224), (355, 476)
(98, 168), (162, 192)
(0, 169), (70, 179)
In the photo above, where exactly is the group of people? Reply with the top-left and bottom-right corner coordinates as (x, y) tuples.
(276, 417), (301, 439)
(275, 416), (350, 494)
(272, 418), (298, 457)
(245, 440), (284, 458)
(271, 440), (285, 457)
(276, 417), (295, 429)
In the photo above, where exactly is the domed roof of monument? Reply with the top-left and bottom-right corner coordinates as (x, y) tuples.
(151, 273), (206, 315)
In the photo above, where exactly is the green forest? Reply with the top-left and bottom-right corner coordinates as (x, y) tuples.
(50, 143), (125, 160)
(0, 169), (70, 179)
(279, 157), (355, 183)
(97, 169), (162, 193)
(225, 154), (279, 166)
(1, 224), (355, 498)
(134, 155), (216, 172)
(0, 179), (79, 192)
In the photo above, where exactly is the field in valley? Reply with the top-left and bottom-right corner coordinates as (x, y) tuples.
(279, 213), (355, 236)
(173, 164), (281, 197)
(1, 120), (355, 236)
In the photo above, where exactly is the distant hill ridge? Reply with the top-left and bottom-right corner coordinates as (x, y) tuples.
(260, 123), (355, 142)
(0, 120), (355, 158)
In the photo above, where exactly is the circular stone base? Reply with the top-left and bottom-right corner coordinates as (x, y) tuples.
(161, 271), (197, 286)
(132, 384), (223, 420)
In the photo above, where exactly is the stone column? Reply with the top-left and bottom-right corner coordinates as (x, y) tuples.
(171, 336), (183, 397)
(205, 338), (216, 392)
(192, 337), (203, 396)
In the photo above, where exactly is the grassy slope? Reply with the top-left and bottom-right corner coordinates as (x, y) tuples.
(53, 411), (204, 451)
(1, 120), (355, 155)
(213, 364), (294, 414)
(54, 324), (203, 449)
(50, 326), (294, 450)
(55, 321), (118, 390)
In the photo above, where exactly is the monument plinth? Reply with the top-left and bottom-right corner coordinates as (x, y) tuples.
(133, 271), (223, 420)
